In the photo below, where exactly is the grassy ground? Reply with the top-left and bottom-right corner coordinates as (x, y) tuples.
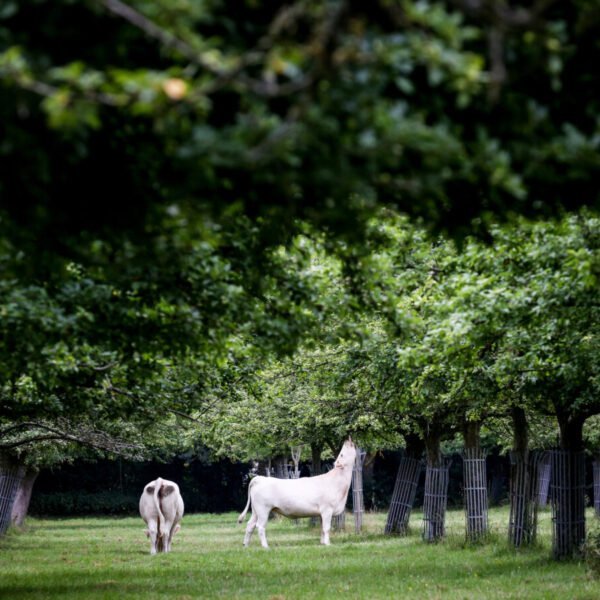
(1, 507), (598, 599)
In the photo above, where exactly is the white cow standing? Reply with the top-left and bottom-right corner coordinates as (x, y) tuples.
(238, 438), (357, 548)
(139, 477), (184, 554)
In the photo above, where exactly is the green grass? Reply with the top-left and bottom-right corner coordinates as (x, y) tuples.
(1, 507), (598, 599)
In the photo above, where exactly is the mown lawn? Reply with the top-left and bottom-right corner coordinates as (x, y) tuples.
(0, 507), (598, 599)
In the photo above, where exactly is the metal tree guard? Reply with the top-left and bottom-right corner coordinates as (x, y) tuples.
(536, 452), (552, 507)
(385, 456), (422, 535)
(508, 450), (546, 547)
(550, 449), (586, 559)
(593, 459), (600, 517)
(0, 456), (25, 536)
(422, 458), (451, 542)
(352, 448), (367, 533)
(463, 448), (488, 541)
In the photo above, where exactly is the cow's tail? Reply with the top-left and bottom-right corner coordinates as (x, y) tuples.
(154, 477), (168, 537)
(237, 477), (257, 524)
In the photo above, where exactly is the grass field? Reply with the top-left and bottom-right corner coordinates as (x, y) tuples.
(1, 507), (598, 599)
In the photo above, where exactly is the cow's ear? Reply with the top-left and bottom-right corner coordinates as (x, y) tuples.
(146, 486), (155, 494)
(163, 485), (175, 496)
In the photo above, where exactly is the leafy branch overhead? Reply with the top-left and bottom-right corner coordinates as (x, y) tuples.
(1, 0), (597, 237)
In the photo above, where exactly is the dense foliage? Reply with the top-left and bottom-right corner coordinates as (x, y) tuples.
(0, 1), (598, 472)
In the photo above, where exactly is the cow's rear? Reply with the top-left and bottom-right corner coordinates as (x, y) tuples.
(139, 477), (184, 554)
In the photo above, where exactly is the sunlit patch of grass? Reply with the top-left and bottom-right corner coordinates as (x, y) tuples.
(0, 507), (598, 599)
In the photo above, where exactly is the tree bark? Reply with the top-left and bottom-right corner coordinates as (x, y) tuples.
(557, 413), (584, 452)
(405, 432), (425, 459)
(463, 420), (481, 452)
(310, 443), (323, 527)
(310, 443), (322, 476)
(11, 468), (39, 527)
(424, 426), (442, 468)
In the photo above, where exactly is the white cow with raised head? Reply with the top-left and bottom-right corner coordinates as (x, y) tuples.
(139, 477), (184, 554)
(238, 438), (357, 548)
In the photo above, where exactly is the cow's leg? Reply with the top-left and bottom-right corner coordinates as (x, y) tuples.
(167, 523), (180, 553)
(255, 508), (271, 549)
(243, 512), (258, 547)
(320, 510), (333, 545)
(162, 519), (173, 553)
(147, 519), (159, 555)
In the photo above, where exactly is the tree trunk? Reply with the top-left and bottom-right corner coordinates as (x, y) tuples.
(310, 443), (323, 527)
(310, 443), (322, 476)
(385, 433), (423, 535)
(424, 428), (442, 468)
(463, 420), (481, 452)
(462, 420), (488, 541)
(11, 468), (38, 527)
(552, 413), (586, 559)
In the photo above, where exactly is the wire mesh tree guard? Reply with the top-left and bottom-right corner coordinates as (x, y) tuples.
(593, 459), (600, 517)
(550, 449), (586, 560)
(508, 450), (546, 547)
(536, 452), (552, 507)
(463, 448), (488, 541)
(352, 448), (367, 534)
(385, 456), (422, 535)
(0, 456), (25, 536)
(422, 458), (451, 542)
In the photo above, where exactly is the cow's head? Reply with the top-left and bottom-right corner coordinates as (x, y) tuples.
(334, 438), (357, 469)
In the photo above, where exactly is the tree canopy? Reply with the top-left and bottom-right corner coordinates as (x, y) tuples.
(1, 1), (599, 465)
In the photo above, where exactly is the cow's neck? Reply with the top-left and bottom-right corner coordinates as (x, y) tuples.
(324, 465), (352, 483)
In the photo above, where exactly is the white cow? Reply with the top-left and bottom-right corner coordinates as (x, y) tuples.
(238, 438), (357, 548)
(139, 477), (184, 554)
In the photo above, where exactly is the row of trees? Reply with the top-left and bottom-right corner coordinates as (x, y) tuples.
(199, 211), (599, 556)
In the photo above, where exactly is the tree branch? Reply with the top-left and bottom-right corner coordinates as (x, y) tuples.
(98, 0), (219, 72)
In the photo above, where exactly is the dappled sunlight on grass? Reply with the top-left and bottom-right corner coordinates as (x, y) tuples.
(1, 508), (599, 599)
